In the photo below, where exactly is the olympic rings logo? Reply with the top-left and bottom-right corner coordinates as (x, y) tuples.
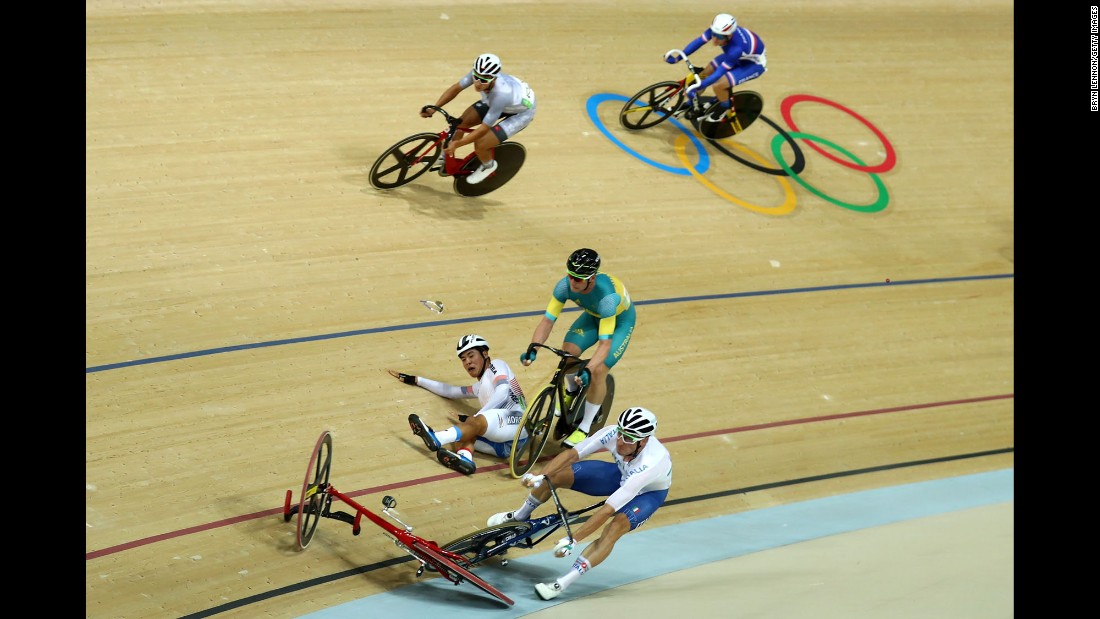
(585, 92), (896, 214)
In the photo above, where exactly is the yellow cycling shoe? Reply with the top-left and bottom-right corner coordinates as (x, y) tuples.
(562, 429), (587, 448)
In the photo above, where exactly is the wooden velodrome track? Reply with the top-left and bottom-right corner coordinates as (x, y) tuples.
(86, 1), (1014, 617)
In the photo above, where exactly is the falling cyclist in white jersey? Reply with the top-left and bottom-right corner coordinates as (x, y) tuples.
(487, 406), (673, 600)
(393, 334), (528, 475)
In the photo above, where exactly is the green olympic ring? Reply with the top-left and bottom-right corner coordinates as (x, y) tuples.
(771, 131), (889, 213)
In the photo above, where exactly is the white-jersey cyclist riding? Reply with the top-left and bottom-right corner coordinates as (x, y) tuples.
(421, 53), (537, 184)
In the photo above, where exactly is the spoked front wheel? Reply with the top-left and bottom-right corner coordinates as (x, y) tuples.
(509, 384), (558, 478)
(295, 431), (334, 550)
(619, 81), (685, 130)
(454, 142), (527, 197)
(369, 132), (442, 189)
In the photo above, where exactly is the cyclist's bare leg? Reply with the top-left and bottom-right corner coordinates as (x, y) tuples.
(453, 414), (488, 454)
(459, 105), (483, 130)
(561, 342), (609, 431)
(583, 365), (608, 412)
(472, 131), (501, 165)
(576, 512), (631, 567)
(450, 106), (485, 161)
(699, 62), (734, 115)
(712, 79), (733, 113)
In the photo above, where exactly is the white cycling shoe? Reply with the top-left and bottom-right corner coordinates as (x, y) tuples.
(487, 511), (516, 526)
(466, 159), (498, 184)
(535, 582), (564, 600)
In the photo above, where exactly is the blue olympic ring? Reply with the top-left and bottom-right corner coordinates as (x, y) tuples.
(585, 93), (711, 176)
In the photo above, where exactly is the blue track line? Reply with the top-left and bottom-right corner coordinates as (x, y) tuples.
(86, 274), (1012, 373)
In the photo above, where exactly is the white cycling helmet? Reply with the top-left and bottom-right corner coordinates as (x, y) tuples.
(617, 407), (658, 440)
(710, 13), (738, 38)
(456, 334), (490, 357)
(472, 53), (502, 80)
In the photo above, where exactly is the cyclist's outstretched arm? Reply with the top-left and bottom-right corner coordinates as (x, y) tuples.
(423, 82), (464, 117)
(522, 316), (556, 365)
(388, 369), (471, 400)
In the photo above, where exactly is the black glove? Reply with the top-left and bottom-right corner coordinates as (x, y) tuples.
(395, 372), (417, 385)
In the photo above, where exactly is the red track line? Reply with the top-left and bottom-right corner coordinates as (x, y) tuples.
(86, 392), (1013, 561)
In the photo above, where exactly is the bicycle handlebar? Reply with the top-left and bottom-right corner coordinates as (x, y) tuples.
(421, 104), (467, 145)
(529, 342), (581, 361)
(664, 49), (705, 89)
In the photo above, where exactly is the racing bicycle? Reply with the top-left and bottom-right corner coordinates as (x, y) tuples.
(439, 477), (605, 568)
(619, 50), (764, 140)
(508, 343), (616, 477)
(618, 50), (805, 176)
(282, 430), (514, 606)
(368, 105), (526, 197)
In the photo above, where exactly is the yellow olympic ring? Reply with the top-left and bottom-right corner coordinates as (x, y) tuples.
(674, 134), (797, 216)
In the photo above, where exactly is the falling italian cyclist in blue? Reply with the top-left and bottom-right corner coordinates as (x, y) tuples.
(664, 13), (766, 124)
(520, 248), (636, 449)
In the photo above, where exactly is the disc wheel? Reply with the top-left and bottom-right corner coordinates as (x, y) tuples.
(369, 132), (442, 189)
(454, 142), (527, 197)
(440, 523), (535, 567)
(619, 81), (684, 130)
(706, 113), (807, 176)
(590, 373), (616, 433)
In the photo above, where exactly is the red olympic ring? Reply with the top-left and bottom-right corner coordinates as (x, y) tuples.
(780, 94), (897, 174)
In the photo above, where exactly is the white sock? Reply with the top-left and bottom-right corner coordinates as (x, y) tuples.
(457, 448), (473, 462)
(578, 401), (600, 433)
(564, 373), (578, 394)
(435, 427), (459, 445)
(514, 494), (543, 520)
(558, 555), (590, 589)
